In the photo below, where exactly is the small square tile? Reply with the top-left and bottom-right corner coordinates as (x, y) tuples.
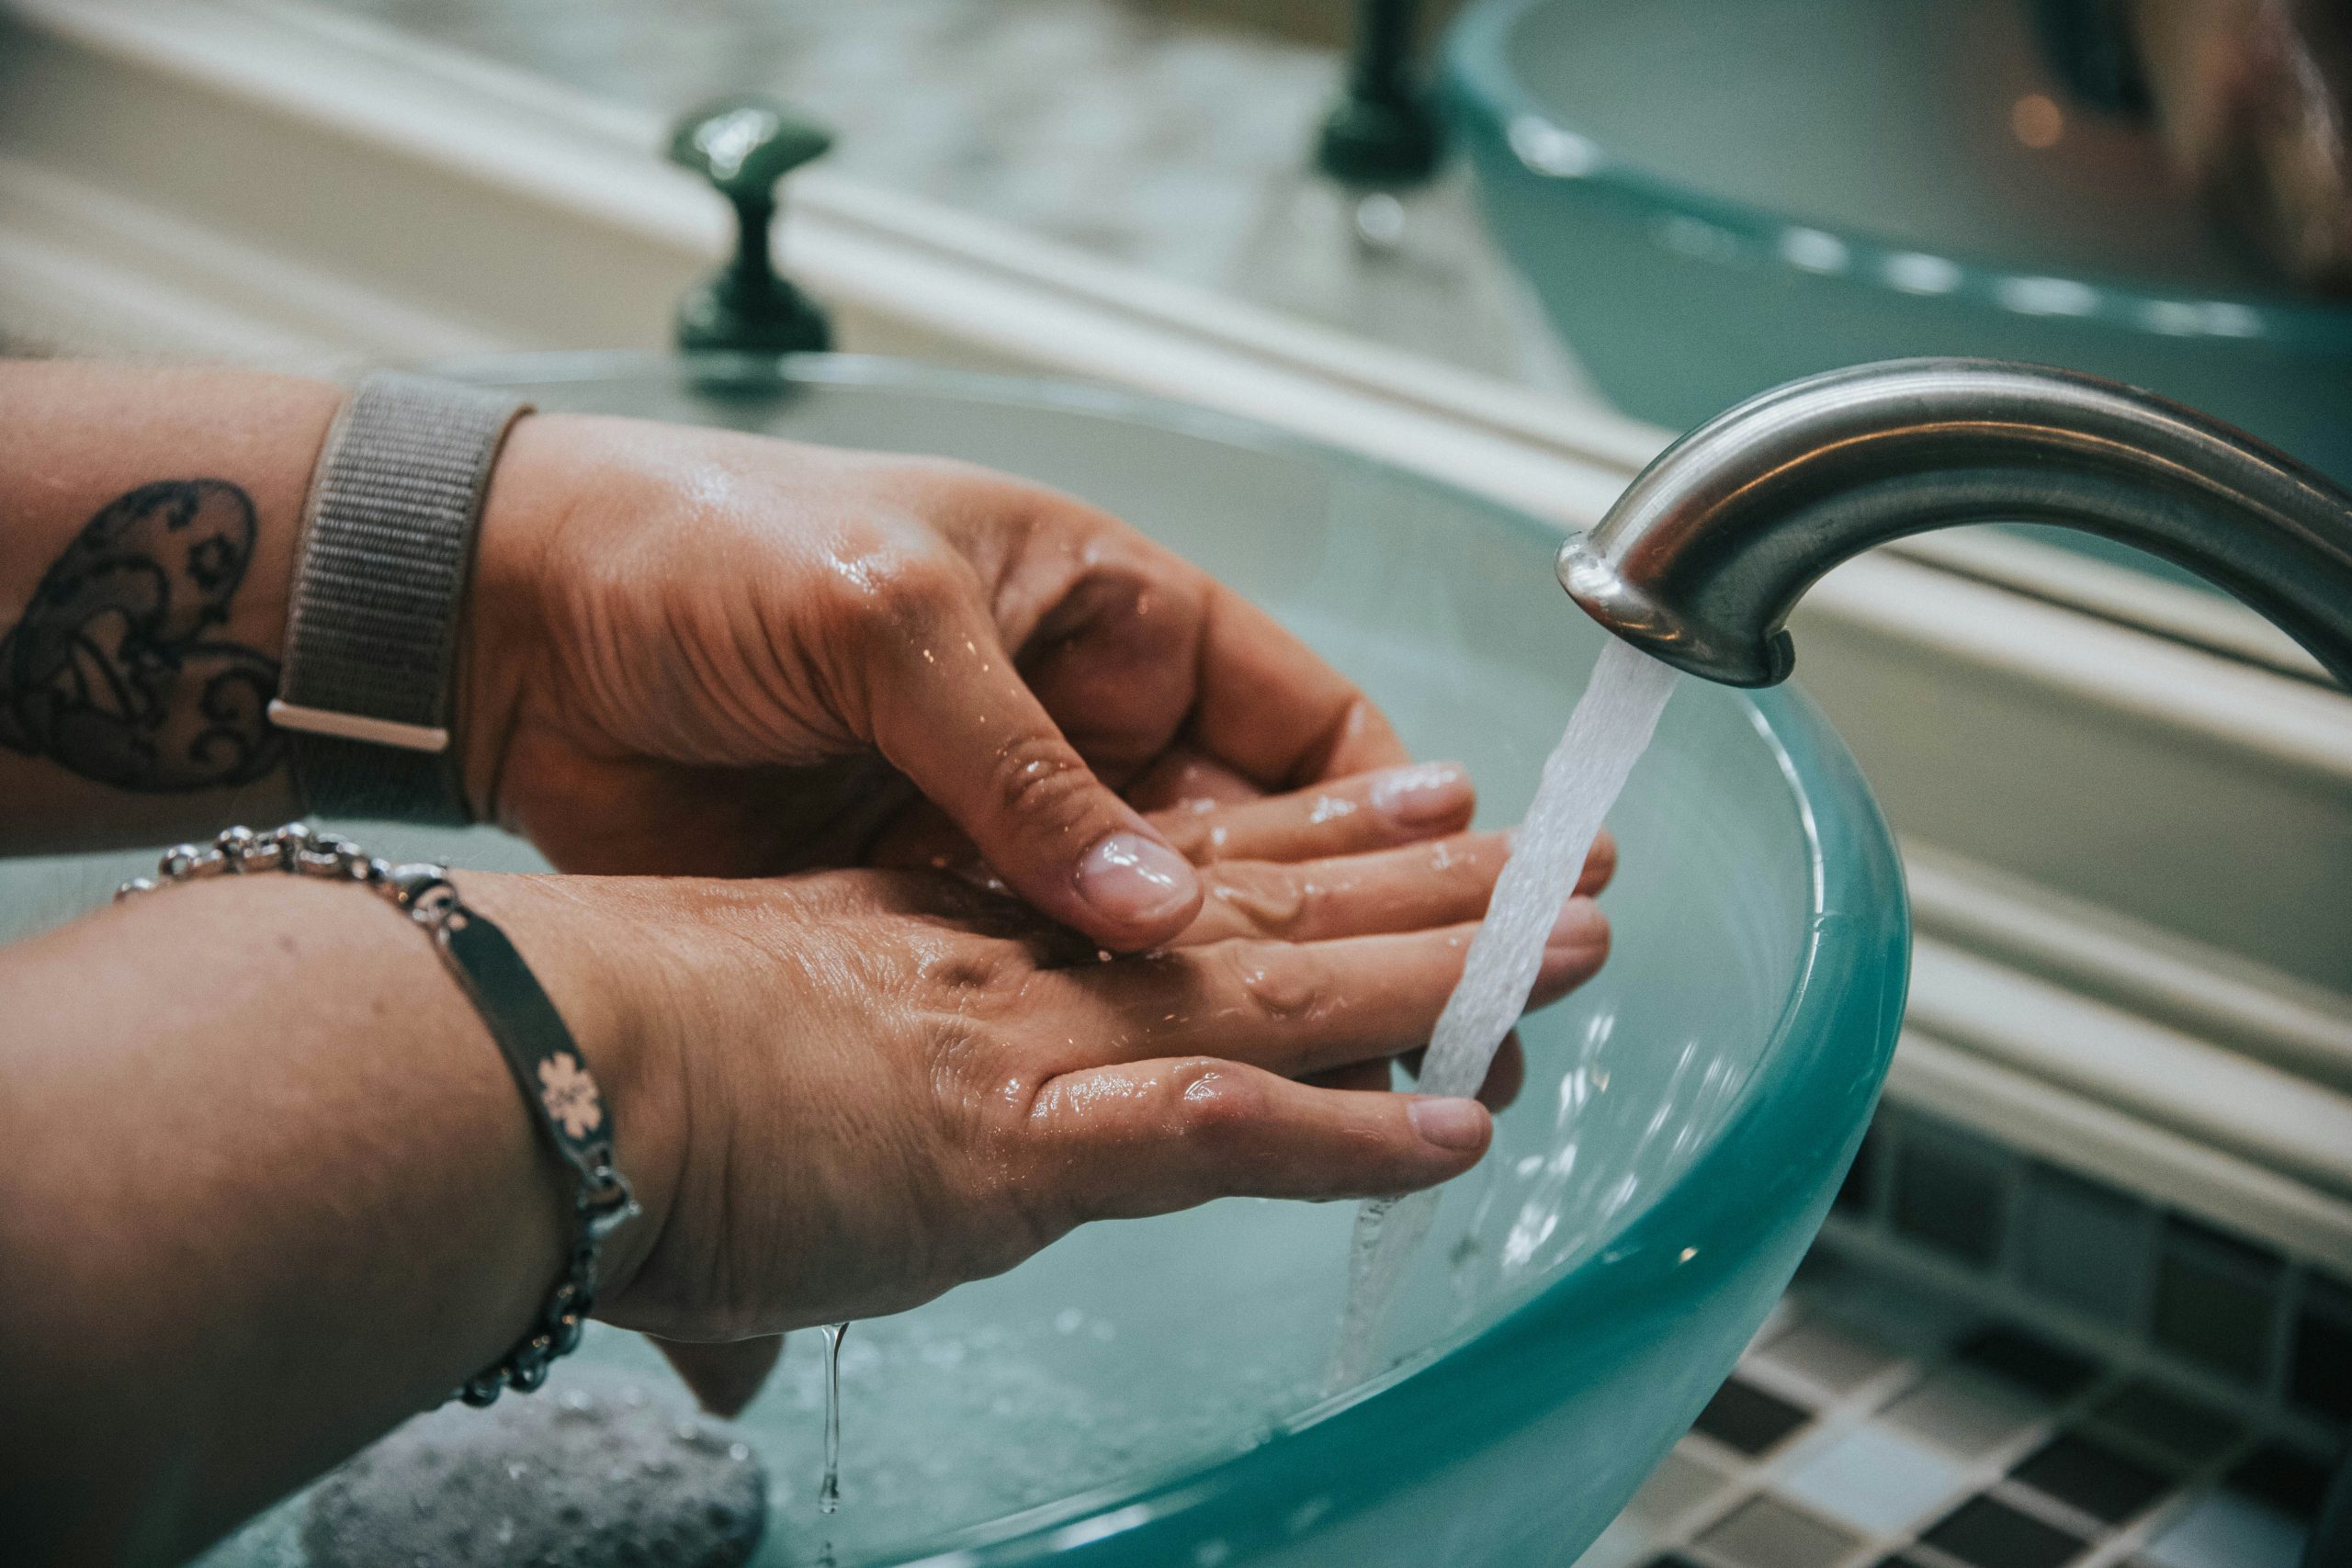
(2223, 1444), (2333, 1522)
(1758, 1317), (1902, 1396)
(1780, 1424), (1966, 1535)
(1891, 1122), (2011, 1269)
(2141, 1489), (2308, 1568)
(1691, 1377), (1813, 1457)
(1820, 1277), (1978, 1357)
(1623, 1447), (1735, 1531)
(2081, 1382), (2243, 1467)
(2013, 1163), (2155, 1328)
(1917, 1494), (2088, 1568)
(2010, 1431), (2172, 1523)
(1956, 1325), (2100, 1400)
(1697, 1495), (1863, 1568)
(2150, 1217), (2285, 1386)
(2289, 1273), (2352, 1424)
(1883, 1366), (2050, 1459)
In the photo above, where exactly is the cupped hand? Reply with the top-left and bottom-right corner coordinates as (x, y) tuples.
(464, 416), (1414, 952)
(521, 765), (1613, 1359)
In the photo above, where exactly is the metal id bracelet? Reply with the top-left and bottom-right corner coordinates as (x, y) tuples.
(118, 822), (638, 1404)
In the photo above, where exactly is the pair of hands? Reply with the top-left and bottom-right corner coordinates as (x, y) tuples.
(448, 414), (1614, 1405)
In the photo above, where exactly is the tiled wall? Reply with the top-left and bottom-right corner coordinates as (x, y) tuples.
(1832, 1106), (2349, 1439)
(1577, 1104), (2348, 1568)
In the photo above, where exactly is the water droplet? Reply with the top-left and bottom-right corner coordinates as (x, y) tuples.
(818, 1322), (850, 1515)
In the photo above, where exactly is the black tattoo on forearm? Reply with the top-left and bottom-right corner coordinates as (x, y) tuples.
(0, 479), (284, 791)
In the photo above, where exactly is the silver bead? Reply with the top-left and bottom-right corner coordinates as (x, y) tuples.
(214, 825), (258, 869)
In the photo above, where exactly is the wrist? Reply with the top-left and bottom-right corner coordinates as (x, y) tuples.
(449, 870), (685, 1303)
(458, 413), (563, 828)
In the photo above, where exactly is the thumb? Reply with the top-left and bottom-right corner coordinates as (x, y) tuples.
(865, 596), (1201, 950)
(650, 1334), (785, 1418)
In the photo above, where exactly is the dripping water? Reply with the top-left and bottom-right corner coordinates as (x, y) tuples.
(817, 1323), (849, 1515)
(1329, 639), (1679, 1390)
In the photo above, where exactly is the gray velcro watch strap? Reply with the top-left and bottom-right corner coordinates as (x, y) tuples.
(272, 371), (529, 823)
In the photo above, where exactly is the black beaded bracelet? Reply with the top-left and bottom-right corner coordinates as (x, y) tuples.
(117, 823), (638, 1405)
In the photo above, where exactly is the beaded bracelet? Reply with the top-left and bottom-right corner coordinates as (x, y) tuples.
(118, 822), (638, 1405)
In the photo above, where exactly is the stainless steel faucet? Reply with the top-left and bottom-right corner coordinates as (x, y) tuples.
(1556, 359), (2352, 690)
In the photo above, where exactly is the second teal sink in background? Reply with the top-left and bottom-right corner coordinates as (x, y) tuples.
(1447, 0), (2352, 492)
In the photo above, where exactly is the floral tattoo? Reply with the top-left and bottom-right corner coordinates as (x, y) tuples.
(0, 479), (283, 792)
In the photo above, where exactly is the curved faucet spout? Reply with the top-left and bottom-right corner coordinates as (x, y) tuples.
(1557, 358), (2352, 689)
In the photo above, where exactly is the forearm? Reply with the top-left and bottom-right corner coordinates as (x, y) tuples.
(0, 871), (677, 1566)
(0, 361), (338, 852)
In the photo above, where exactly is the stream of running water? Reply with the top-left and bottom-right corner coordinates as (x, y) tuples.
(1329, 638), (1680, 1390)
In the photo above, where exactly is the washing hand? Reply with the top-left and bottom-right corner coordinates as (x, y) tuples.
(485, 764), (1613, 1393)
(463, 414), (1425, 950)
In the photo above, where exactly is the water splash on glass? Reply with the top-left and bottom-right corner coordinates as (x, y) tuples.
(1329, 639), (1679, 1390)
(817, 1323), (850, 1515)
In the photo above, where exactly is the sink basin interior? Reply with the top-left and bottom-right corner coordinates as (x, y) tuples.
(1, 357), (1880, 1567)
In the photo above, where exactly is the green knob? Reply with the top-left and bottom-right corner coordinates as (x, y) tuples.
(667, 96), (833, 356)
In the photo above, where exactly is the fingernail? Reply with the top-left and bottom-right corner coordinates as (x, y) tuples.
(1370, 761), (1469, 825)
(1078, 832), (1197, 926)
(1408, 1096), (1489, 1152)
(1549, 897), (1606, 946)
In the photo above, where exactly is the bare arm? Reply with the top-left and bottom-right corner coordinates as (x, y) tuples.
(0, 869), (677, 1565)
(0, 767), (1595, 1566)
(0, 361), (337, 852)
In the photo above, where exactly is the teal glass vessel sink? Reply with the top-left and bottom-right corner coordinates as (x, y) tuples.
(1448, 0), (2352, 491)
(0, 355), (1907, 1567)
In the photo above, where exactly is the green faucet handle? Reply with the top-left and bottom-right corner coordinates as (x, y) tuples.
(666, 96), (833, 355)
(669, 96), (832, 200)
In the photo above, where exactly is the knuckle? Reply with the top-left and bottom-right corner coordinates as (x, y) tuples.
(824, 526), (964, 640)
(1207, 864), (1308, 938)
(933, 942), (1029, 1012)
(1168, 1059), (1267, 1145)
(1225, 941), (1326, 1023)
(989, 728), (1097, 832)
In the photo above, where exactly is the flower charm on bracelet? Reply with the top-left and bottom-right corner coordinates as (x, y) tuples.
(537, 1053), (605, 1139)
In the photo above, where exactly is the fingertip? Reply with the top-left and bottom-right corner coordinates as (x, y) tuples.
(651, 1335), (785, 1418)
(1530, 901), (1610, 1005)
(1577, 831), (1619, 895)
(1367, 761), (1476, 832)
(1545, 897), (1608, 952)
(1406, 1095), (1491, 1155)
(1478, 1034), (1526, 1111)
(1075, 829), (1204, 947)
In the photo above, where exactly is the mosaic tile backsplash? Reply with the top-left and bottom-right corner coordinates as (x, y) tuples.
(1575, 1103), (2349, 1568)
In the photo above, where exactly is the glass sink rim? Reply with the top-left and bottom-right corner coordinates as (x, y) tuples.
(1445, 0), (2352, 352)
(433, 349), (1910, 1564)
